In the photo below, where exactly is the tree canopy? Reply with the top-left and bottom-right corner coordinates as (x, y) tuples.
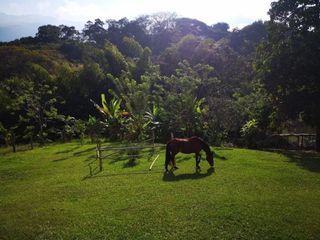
(255, 0), (320, 150)
(0, 9), (319, 151)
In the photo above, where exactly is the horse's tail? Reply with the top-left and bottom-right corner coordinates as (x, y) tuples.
(165, 142), (171, 171)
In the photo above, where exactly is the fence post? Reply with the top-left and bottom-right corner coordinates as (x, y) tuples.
(152, 130), (155, 150)
(97, 142), (102, 171)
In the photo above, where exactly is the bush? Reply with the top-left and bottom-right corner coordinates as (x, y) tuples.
(240, 119), (265, 149)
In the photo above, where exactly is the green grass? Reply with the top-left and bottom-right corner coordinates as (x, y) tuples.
(1, 142), (320, 240)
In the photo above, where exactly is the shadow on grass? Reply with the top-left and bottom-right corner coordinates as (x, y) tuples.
(176, 155), (192, 163)
(123, 159), (139, 168)
(55, 146), (80, 154)
(0, 145), (32, 155)
(175, 152), (227, 163)
(217, 147), (234, 150)
(84, 155), (96, 162)
(269, 149), (320, 172)
(162, 167), (214, 182)
(73, 147), (96, 156)
(284, 151), (320, 172)
(215, 152), (227, 160)
(52, 157), (70, 162)
(82, 169), (164, 180)
(108, 151), (155, 165)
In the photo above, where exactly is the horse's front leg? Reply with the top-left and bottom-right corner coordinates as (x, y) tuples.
(195, 153), (201, 171)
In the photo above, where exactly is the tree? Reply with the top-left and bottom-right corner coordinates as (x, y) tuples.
(108, 72), (155, 141)
(134, 47), (152, 81)
(121, 36), (143, 58)
(82, 19), (107, 47)
(230, 21), (267, 56)
(104, 42), (128, 77)
(59, 25), (80, 41)
(0, 45), (59, 148)
(148, 12), (177, 54)
(60, 62), (108, 119)
(157, 61), (207, 138)
(19, 64), (63, 146)
(175, 18), (213, 39)
(0, 64), (63, 146)
(210, 22), (230, 40)
(106, 17), (150, 50)
(36, 25), (61, 43)
(269, 0), (320, 33)
(255, 0), (320, 151)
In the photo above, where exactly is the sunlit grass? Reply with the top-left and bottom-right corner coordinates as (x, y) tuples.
(1, 142), (320, 239)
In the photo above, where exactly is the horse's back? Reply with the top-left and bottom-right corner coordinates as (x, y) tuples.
(169, 136), (199, 143)
(168, 137), (202, 154)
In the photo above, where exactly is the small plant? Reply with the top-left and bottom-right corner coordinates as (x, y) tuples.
(240, 119), (263, 148)
(86, 115), (107, 143)
(74, 119), (86, 145)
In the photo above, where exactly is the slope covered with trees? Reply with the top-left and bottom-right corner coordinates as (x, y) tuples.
(1, 1), (319, 151)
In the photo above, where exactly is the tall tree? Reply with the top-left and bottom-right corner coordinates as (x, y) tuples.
(210, 22), (230, 40)
(36, 25), (61, 43)
(148, 12), (177, 54)
(59, 25), (80, 41)
(255, 0), (320, 150)
(0, 64), (63, 146)
(83, 19), (107, 47)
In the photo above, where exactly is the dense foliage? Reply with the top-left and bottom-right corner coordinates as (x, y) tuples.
(255, 0), (320, 150)
(0, 1), (319, 150)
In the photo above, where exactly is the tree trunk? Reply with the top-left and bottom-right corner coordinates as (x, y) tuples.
(39, 123), (44, 147)
(30, 136), (34, 150)
(316, 125), (320, 152)
(12, 133), (16, 153)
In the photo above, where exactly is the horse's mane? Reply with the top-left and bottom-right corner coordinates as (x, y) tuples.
(192, 137), (211, 155)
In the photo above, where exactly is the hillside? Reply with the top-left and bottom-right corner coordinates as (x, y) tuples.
(0, 16), (269, 147)
(1, 6), (319, 150)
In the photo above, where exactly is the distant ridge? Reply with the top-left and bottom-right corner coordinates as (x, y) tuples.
(0, 12), (84, 42)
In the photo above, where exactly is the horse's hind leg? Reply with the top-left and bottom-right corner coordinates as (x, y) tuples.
(172, 154), (178, 170)
(165, 154), (171, 172)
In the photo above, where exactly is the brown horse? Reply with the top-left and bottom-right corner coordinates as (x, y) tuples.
(165, 136), (214, 172)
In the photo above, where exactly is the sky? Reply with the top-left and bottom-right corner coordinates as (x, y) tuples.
(0, 0), (274, 29)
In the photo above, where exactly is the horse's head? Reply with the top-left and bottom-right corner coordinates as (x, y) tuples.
(206, 151), (214, 167)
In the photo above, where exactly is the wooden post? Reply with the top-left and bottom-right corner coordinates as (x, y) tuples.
(152, 130), (155, 147)
(152, 130), (155, 153)
(97, 142), (102, 171)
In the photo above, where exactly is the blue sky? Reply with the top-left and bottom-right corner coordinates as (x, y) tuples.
(0, 0), (274, 28)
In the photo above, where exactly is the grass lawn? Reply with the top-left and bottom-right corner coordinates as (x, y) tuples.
(1, 141), (320, 240)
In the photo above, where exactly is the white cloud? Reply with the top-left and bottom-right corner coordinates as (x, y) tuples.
(55, 0), (105, 21)
(0, 0), (273, 28)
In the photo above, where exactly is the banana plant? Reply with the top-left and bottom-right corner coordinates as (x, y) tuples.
(101, 94), (128, 140)
(144, 104), (160, 129)
(101, 94), (122, 118)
